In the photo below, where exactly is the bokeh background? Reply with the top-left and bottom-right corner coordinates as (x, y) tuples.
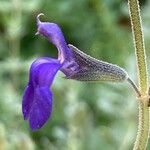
(0, 0), (150, 150)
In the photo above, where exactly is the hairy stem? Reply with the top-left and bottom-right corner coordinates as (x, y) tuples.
(128, 0), (149, 149)
(128, 0), (148, 93)
(133, 99), (149, 150)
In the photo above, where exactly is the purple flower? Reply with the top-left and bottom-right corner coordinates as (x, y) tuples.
(22, 14), (128, 130)
(22, 14), (80, 130)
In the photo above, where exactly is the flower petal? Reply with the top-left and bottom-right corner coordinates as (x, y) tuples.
(36, 14), (73, 62)
(30, 58), (62, 86)
(22, 84), (34, 120)
(29, 86), (53, 130)
(22, 57), (62, 130)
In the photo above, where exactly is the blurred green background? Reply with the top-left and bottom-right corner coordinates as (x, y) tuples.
(0, 0), (150, 150)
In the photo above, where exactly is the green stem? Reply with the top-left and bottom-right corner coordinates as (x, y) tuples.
(128, 0), (148, 93)
(127, 78), (141, 97)
(133, 99), (149, 150)
(128, 0), (149, 149)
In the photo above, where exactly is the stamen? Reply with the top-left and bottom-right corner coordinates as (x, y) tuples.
(37, 13), (45, 25)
